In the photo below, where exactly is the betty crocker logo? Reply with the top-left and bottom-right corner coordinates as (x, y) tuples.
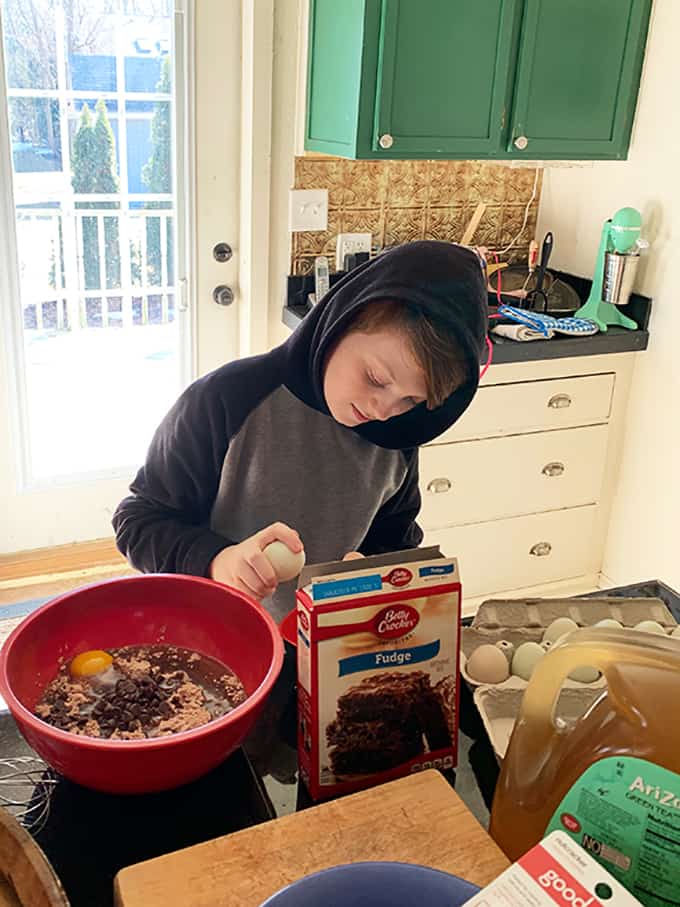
(383, 567), (412, 588)
(373, 605), (419, 639)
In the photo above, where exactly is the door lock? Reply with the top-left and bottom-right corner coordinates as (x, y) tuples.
(213, 242), (233, 263)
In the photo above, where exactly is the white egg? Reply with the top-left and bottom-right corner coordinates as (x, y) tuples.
(671, 627), (680, 639)
(511, 642), (546, 681)
(634, 620), (666, 635)
(263, 541), (306, 582)
(466, 644), (510, 684)
(543, 617), (579, 645)
(569, 665), (600, 684)
(593, 618), (623, 630)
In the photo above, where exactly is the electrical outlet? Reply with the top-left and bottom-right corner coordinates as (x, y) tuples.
(289, 189), (328, 232)
(335, 232), (372, 270)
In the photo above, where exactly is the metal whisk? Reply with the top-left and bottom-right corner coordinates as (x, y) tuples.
(0, 756), (59, 833)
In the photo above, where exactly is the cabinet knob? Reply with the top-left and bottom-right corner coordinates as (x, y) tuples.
(530, 542), (552, 557)
(378, 133), (394, 149)
(542, 461), (565, 477)
(548, 393), (572, 409)
(514, 135), (529, 150)
(426, 477), (452, 494)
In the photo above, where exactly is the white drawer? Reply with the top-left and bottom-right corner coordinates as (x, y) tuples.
(424, 506), (597, 598)
(419, 425), (608, 529)
(434, 373), (615, 443)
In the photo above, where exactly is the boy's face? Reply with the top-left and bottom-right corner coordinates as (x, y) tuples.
(323, 326), (428, 427)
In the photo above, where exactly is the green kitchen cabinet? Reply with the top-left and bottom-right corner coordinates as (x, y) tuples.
(304, 0), (652, 160)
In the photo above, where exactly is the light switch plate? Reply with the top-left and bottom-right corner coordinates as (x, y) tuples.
(289, 189), (328, 232)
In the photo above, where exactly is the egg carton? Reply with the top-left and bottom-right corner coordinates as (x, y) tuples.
(473, 679), (604, 763)
(462, 595), (678, 763)
(461, 596), (676, 680)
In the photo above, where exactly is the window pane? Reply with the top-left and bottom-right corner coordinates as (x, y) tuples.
(64, 0), (117, 92)
(9, 97), (61, 172)
(2, 0), (57, 89)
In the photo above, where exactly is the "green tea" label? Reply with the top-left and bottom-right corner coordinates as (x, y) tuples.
(545, 756), (680, 907)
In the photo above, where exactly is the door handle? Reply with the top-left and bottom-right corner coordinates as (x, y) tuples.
(178, 277), (189, 312)
(213, 285), (234, 306)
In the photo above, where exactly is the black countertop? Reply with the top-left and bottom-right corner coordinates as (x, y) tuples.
(0, 650), (497, 907)
(282, 269), (651, 364)
(4, 579), (677, 907)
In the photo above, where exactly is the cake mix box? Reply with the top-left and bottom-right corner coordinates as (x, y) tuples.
(296, 546), (461, 801)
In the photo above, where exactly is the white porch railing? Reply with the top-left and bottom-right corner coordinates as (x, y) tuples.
(16, 196), (175, 332)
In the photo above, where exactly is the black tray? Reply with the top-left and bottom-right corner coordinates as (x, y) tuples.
(579, 579), (680, 621)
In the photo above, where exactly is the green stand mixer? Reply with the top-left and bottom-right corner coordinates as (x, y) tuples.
(575, 206), (647, 332)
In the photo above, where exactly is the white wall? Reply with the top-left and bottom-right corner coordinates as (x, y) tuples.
(267, 0), (301, 349)
(536, 0), (679, 591)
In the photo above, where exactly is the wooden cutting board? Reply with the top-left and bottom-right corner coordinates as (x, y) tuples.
(0, 809), (68, 907)
(114, 770), (509, 907)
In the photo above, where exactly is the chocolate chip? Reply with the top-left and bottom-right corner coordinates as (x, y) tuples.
(117, 679), (137, 697)
(159, 701), (172, 718)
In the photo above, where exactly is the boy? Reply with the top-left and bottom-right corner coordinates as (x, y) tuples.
(113, 241), (487, 622)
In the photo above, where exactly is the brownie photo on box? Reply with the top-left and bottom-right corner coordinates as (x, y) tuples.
(326, 671), (455, 778)
(326, 717), (423, 775)
(421, 675), (457, 750)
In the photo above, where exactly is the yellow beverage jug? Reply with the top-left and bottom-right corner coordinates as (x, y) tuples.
(490, 628), (680, 907)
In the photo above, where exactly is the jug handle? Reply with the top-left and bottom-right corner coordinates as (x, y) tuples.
(520, 628), (676, 730)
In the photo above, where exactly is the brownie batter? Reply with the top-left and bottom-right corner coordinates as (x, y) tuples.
(35, 645), (247, 740)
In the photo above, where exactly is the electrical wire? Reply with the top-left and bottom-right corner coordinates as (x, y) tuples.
(489, 167), (541, 256)
(479, 335), (493, 380)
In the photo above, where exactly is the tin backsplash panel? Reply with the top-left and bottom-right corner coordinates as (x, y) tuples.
(291, 158), (542, 276)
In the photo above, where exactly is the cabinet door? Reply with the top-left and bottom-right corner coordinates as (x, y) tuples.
(508, 0), (652, 159)
(372, 0), (522, 156)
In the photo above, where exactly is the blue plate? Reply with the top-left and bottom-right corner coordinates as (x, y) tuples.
(260, 861), (480, 906)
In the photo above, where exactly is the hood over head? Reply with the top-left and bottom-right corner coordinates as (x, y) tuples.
(283, 240), (488, 449)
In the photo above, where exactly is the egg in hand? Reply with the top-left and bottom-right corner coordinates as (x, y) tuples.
(69, 650), (113, 678)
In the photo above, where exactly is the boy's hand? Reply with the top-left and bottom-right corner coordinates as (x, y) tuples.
(209, 523), (303, 601)
(343, 551), (364, 561)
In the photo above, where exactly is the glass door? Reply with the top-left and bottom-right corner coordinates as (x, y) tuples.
(0, 0), (241, 551)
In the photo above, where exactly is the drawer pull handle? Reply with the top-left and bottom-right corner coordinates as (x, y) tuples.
(548, 394), (572, 409)
(530, 542), (552, 557)
(427, 477), (452, 494)
(542, 461), (565, 477)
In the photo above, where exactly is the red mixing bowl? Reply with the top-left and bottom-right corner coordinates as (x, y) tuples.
(0, 574), (284, 794)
